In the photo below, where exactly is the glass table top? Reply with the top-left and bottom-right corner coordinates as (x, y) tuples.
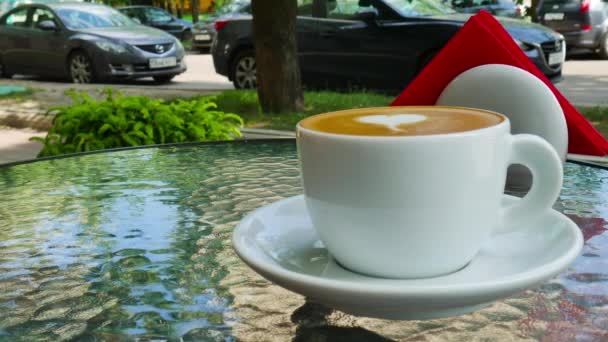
(0, 140), (607, 341)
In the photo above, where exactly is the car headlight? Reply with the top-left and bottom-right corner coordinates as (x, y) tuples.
(514, 39), (534, 52)
(96, 41), (128, 54)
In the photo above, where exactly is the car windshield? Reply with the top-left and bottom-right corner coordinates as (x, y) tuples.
(56, 6), (136, 29)
(384, 0), (456, 16)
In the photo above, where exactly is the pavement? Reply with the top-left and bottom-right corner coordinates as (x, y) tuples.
(0, 52), (606, 165)
(0, 127), (46, 165)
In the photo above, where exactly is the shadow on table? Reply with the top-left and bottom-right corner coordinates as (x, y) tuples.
(291, 301), (395, 342)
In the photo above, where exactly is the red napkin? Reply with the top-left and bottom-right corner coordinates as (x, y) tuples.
(391, 10), (608, 156)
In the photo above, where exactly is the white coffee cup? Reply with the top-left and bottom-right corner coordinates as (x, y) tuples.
(297, 106), (563, 279)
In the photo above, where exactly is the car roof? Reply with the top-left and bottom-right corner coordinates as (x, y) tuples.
(45, 2), (109, 10)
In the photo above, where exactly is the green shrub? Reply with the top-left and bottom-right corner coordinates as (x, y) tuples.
(32, 89), (243, 157)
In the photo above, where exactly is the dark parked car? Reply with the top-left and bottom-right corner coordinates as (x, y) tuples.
(212, 0), (565, 91)
(0, 3), (186, 83)
(450, 0), (522, 18)
(536, 0), (608, 58)
(118, 5), (193, 40)
(191, 0), (250, 51)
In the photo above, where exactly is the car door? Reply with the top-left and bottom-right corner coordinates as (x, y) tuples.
(312, 0), (418, 90)
(0, 7), (33, 73)
(295, 0), (326, 83)
(27, 7), (67, 76)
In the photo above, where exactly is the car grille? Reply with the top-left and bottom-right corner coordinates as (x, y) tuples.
(136, 43), (174, 54)
(540, 40), (562, 55)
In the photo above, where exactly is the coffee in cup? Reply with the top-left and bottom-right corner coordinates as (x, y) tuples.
(297, 106), (562, 279)
(299, 106), (503, 136)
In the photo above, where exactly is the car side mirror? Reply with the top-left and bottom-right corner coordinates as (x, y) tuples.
(132, 17), (142, 24)
(37, 20), (57, 31)
(356, 7), (378, 25)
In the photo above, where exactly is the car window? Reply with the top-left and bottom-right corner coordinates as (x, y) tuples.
(57, 6), (136, 29)
(31, 8), (56, 29)
(297, 0), (314, 16)
(122, 8), (146, 23)
(145, 7), (172, 22)
(384, 0), (456, 16)
(215, 1), (250, 15)
(326, 0), (375, 20)
(451, 0), (499, 8)
(1, 7), (29, 27)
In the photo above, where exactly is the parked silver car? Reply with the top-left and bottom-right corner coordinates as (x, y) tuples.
(0, 2), (186, 83)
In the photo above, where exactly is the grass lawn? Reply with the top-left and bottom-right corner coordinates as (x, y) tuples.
(579, 107), (608, 139)
(0, 87), (33, 100)
(209, 90), (608, 141)
(211, 90), (393, 131)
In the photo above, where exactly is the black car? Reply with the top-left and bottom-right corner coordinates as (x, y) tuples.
(212, 0), (565, 91)
(450, 0), (522, 18)
(536, 0), (608, 58)
(191, 0), (250, 51)
(118, 5), (193, 40)
(0, 3), (186, 83)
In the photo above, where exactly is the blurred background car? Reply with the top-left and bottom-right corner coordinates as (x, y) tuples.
(212, 0), (565, 91)
(450, 0), (522, 18)
(0, 2), (186, 83)
(0, 0), (66, 15)
(118, 5), (193, 40)
(191, 0), (250, 52)
(535, 0), (608, 58)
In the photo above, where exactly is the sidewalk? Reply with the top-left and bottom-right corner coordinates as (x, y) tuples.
(0, 128), (45, 165)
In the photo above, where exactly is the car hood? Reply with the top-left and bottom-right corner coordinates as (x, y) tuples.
(76, 25), (175, 45)
(426, 13), (562, 43)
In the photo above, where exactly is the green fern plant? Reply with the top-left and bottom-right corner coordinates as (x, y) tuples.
(32, 89), (244, 157)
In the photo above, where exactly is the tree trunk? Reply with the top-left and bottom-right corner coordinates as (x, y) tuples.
(192, 0), (199, 23)
(251, 0), (304, 113)
(177, 0), (184, 19)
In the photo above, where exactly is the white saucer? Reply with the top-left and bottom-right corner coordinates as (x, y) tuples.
(232, 195), (583, 320)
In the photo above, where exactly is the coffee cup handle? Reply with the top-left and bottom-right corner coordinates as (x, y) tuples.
(494, 134), (563, 235)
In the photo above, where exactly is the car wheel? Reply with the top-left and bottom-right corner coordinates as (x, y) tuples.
(598, 32), (608, 59)
(231, 50), (257, 89)
(153, 75), (175, 83)
(69, 51), (96, 84)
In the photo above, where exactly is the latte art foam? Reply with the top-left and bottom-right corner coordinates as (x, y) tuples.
(299, 107), (504, 137)
(357, 114), (427, 132)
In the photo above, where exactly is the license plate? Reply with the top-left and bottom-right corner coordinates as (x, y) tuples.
(544, 12), (564, 20)
(149, 57), (177, 69)
(548, 51), (562, 65)
(195, 34), (211, 41)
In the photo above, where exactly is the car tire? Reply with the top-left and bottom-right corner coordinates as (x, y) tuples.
(68, 51), (96, 84)
(230, 50), (257, 89)
(598, 32), (608, 59)
(153, 75), (175, 83)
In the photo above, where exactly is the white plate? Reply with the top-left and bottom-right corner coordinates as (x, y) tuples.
(232, 195), (583, 320)
(195, 34), (211, 41)
(548, 51), (563, 65)
(544, 12), (565, 20)
(149, 57), (177, 69)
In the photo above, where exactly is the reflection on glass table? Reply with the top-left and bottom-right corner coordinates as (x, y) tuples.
(0, 140), (606, 341)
